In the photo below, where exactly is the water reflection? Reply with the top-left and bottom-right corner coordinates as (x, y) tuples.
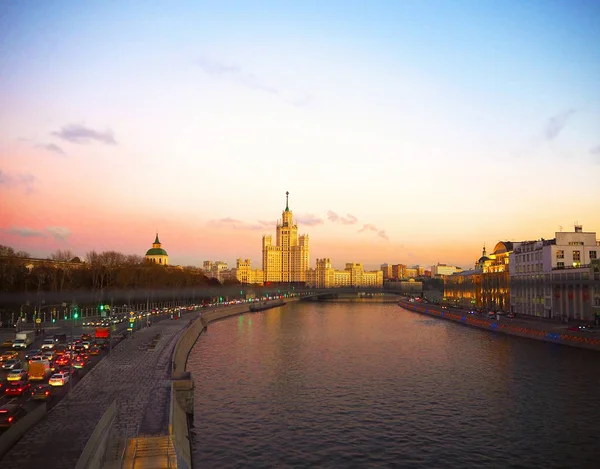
(189, 301), (600, 468)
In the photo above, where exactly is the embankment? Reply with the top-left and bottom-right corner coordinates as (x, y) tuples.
(170, 298), (295, 468)
(398, 300), (600, 352)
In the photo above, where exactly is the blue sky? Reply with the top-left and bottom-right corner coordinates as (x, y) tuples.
(1, 0), (599, 269)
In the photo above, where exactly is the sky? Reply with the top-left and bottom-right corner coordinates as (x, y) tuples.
(1, 0), (599, 270)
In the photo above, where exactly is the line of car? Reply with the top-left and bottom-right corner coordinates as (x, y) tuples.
(0, 333), (111, 430)
(1, 307), (194, 430)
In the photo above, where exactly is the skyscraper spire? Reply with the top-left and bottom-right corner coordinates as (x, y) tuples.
(285, 191), (289, 212)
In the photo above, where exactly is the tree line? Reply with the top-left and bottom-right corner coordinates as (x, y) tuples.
(0, 244), (234, 297)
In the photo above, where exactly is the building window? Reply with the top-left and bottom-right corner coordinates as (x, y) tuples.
(590, 251), (597, 260)
(573, 251), (581, 261)
(557, 262), (564, 269)
(556, 250), (564, 259)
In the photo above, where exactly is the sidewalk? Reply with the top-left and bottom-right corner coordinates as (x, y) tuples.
(0, 316), (195, 469)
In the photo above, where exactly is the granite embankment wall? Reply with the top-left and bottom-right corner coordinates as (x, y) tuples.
(170, 298), (298, 468)
(398, 300), (600, 352)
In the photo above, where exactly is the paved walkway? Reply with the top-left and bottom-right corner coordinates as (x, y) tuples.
(0, 316), (195, 469)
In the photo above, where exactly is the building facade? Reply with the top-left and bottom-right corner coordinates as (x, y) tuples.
(444, 242), (512, 311)
(392, 264), (406, 279)
(202, 260), (230, 282)
(306, 259), (384, 288)
(431, 263), (463, 277)
(380, 263), (392, 280)
(510, 225), (599, 320)
(379, 264), (407, 280)
(443, 269), (483, 308)
(480, 242), (512, 312)
(232, 258), (265, 285)
(145, 233), (169, 265)
(262, 192), (310, 283)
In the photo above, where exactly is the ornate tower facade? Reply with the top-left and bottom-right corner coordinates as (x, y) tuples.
(262, 192), (310, 283)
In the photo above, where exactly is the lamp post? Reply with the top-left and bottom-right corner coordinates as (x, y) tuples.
(68, 303), (74, 405)
(17, 301), (30, 332)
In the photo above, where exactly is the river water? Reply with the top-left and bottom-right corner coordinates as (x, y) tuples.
(188, 300), (600, 468)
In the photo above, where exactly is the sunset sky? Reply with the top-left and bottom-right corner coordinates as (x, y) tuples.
(1, 1), (599, 270)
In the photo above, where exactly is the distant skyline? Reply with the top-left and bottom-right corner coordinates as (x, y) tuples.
(1, 1), (599, 270)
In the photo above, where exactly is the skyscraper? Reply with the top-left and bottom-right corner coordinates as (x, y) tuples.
(262, 192), (310, 283)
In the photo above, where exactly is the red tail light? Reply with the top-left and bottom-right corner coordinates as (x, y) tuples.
(17, 388), (22, 392)
(7, 416), (13, 423)
(45, 391), (50, 395)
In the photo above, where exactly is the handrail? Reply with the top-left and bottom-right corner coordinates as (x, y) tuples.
(130, 437), (138, 469)
(167, 435), (172, 468)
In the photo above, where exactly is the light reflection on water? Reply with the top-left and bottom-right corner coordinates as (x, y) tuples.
(189, 301), (600, 468)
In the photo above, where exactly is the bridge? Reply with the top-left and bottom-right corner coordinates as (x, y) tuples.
(299, 287), (404, 300)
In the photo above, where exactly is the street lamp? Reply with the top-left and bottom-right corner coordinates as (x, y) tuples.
(68, 301), (79, 401)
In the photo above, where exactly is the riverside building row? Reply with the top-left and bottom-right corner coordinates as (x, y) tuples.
(443, 225), (600, 322)
(203, 192), (384, 288)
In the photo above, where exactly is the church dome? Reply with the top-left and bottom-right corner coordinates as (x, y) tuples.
(476, 245), (490, 267)
(146, 247), (168, 256)
(144, 233), (169, 265)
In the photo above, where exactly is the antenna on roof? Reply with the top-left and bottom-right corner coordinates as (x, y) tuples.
(559, 225), (563, 232)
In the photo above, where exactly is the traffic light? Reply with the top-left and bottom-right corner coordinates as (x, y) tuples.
(52, 318), (56, 323)
(219, 297), (223, 302)
(99, 305), (104, 311)
(74, 311), (79, 319)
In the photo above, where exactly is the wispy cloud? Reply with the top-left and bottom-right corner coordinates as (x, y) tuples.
(544, 109), (576, 141)
(591, 145), (600, 164)
(195, 57), (278, 94)
(6, 226), (46, 238)
(46, 226), (72, 241)
(36, 143), (65, 155)
(5, 225), (72, 241)
(51, 124), (117, 145)
(358, 224), (389, 240)
(0, 170), (36, 192)
(327, 211), (358, 225)
(328, 210), (388, 240)
(207, 218), (273, 231)
(289, 94), (314, 108)
(295, 213), (323, 226)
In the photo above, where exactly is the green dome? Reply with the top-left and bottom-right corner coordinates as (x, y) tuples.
(146, 248), (168, 256)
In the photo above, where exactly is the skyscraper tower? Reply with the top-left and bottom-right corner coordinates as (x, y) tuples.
(262, 191), (310, 283)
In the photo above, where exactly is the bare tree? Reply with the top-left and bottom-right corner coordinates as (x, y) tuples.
(86, 250), (106, 291)
(125, 254), (144, 265)
(0, 245), (15, 257)
(50, 249), (75, 262)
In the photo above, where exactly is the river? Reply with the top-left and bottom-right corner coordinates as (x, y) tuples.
(187, 300), (600, 468)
